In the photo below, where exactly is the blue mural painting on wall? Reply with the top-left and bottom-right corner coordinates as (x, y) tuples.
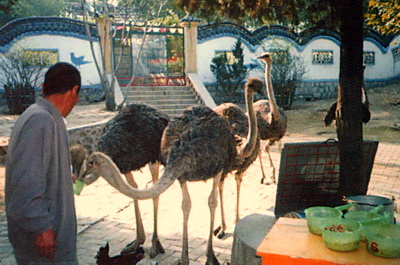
(70, 52), (91, 68)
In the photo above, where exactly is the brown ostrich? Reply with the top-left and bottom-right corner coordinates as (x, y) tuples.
(78, 78), (262, 265)
(70, 144), (87, 178)
(254, 52), (288, 184)
(213, 78), (263, 238)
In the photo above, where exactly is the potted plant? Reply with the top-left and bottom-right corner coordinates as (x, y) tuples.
(0, 47), (45, 114)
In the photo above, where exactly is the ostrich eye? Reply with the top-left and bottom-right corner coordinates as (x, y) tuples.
(88, 160), (94, 166)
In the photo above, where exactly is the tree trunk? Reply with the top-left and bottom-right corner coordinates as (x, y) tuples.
(336, 0), (365, 196)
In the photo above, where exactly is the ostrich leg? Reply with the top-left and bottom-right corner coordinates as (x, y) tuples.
(265, 142), (276, 184)
(179, 180), (191, 265)
(260, 140), (276, 185)
(148, 162), (165, 258)
(258, 150), (269, 185)
(206, 173), (222, 265)
(234, 171), (245, 224)
(214, 174), (227, 239)
(121, 172), (146, 254)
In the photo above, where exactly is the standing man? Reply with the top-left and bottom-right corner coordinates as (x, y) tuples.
(5, 62), (81, 264)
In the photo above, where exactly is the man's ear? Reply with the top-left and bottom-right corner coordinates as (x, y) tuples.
(72, 85), (79, 95)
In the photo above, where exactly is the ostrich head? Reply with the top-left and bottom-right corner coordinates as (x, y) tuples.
(257, 52), (272, 64)
(70, 144), (87, 178)
(246, 78), (264, 96)
(78, 151), (115, 185)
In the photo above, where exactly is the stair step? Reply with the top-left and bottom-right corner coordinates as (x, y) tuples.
(125, 90), (194, 96)
(122, 85), (202, 117)
(126, 98), (198, 104)
(129, 86), (191, 91)
(125, 92), (194, 99)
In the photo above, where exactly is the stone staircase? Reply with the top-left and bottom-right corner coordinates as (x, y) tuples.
(123, 85), (201, 118)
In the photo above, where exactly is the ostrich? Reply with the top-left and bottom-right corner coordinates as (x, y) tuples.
(70, 144), (87, 178)
(254, 52), (288, 184)
(324, 65), (371, 126)
(79, 78), (262, 265)
(213, 78), (263, 238)
(97, 103), (170, 258)
(323, 99), (371, 127)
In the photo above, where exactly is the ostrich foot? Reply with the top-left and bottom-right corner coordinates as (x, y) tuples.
(149, 239), (165, 258)
(213, 226), (226, 239)
(121, 240), (143, 255)
(206, 254), (220, 265)
(171, 259), (188, 265)
(260, 176), (269, 185)
(260, 178), (273, 185)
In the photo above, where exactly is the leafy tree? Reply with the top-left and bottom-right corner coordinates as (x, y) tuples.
(0, 0), (15, 26)
(210, 38), (249, 99)
(11, 0), (66, 18)
(366, 0), (400, 35)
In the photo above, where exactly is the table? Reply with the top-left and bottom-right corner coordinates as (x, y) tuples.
(256, 218), (400, 265)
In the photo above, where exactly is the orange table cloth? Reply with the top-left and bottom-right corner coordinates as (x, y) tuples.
(256, 217), (400, 265)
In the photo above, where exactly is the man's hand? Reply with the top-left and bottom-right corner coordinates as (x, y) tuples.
(35, 228), (56, 260)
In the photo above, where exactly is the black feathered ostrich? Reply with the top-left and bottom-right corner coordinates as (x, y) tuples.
(324, 65), (371, 126)
(213, 78), (263, 238)
(78, 78), (262, 265)
(254, 52), (288, 184)
(92, 103), (169, 258)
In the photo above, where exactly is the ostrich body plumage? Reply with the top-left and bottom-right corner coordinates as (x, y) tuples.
(324, 101), (371, 127)
(98, 103), (170, 173)
(214, 102), (261, 174)
(161, 106), (238, 181)
(253, 99), (287, 143)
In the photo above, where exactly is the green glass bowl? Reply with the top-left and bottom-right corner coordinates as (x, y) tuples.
(365, 223), (400, 258)
(304, 206), (343, 235)
(344, 211), (390, 241)
(321, 218), (361, 252)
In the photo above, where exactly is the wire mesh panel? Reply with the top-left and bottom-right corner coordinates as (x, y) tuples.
(114, 25), (185, 86)
(274, 139), (379, 217)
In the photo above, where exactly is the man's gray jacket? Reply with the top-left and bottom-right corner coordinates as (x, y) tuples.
(5, 97), (78, 262)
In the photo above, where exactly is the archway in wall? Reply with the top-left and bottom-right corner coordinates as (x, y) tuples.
(113, 25), (185, 86)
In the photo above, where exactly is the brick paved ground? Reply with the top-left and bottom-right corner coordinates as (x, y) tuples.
(0, 135), (399, 265)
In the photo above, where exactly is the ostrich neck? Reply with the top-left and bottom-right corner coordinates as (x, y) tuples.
(240, 88), (258, 158)
(101, 156), (175, 200)
(265, 63), (279, 119)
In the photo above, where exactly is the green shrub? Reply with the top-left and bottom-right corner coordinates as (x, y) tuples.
(210, 38), (249, 99)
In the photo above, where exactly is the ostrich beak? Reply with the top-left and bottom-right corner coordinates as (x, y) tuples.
(257, 52), (271, 60)
(79, 171), (100, 185)
(79, 162), (100, 185)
